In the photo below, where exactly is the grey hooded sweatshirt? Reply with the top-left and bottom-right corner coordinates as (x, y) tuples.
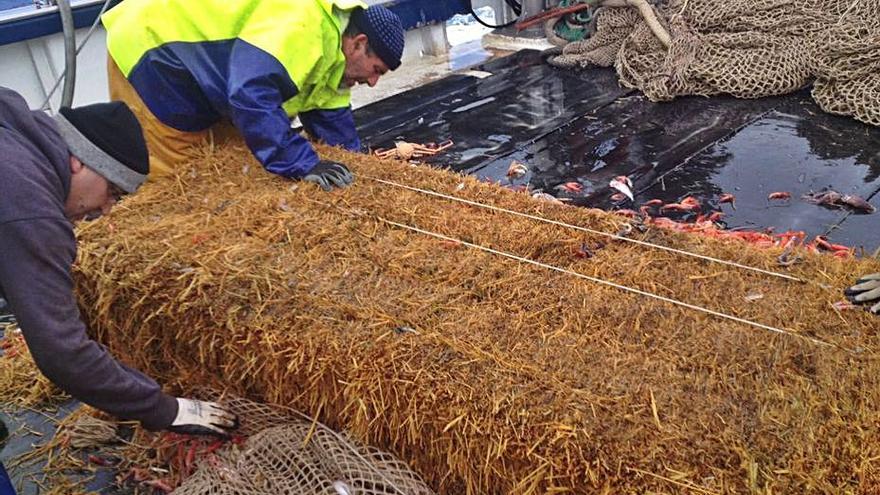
(0, 87), (177, 430)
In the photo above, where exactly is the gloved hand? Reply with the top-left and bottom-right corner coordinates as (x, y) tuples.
(302, 160), (354, 191)
(167, 398), (238, 437)
(844, 273), (880, 314)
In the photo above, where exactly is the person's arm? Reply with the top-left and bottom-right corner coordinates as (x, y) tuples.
(225, 42), (320, 178)
(299, 107), (361, 152)
(0, 218), (178, 430)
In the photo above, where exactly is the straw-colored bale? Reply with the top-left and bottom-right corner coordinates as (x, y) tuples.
(73, 142), (880, 494)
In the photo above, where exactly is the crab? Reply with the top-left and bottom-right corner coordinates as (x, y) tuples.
(810, 235), (854, 256)
(507, 160), (529, 180)
(660, 196), (701, 213)
(767, 191), (791, 201)
(373, 140), (454, 160)
(694, 211), (724, 223)
(718, 193), (736, 210)
(556, 182), (584, 194)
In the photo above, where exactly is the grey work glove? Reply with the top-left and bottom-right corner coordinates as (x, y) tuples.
(844, 273), (880, 315)
(302, 160), (354, 191)
(167, 398), (238, 437)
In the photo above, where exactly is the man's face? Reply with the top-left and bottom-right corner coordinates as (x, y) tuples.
(64, 156), (125, 222)
(341, 33), (390, 88)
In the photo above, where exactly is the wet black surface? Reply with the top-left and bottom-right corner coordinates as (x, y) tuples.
(637, 96), (880, 247)
(355, 49), (880, 250)
(358, 50), (631, 172)
(477, 92), (784, 206)
(0, 401), (84, 495)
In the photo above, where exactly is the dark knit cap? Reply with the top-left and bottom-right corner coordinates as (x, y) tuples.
(53, 101), (149, 193)
(351, 5), (405, 70)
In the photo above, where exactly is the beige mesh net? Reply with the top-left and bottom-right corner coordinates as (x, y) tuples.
(174, 396), (435, 495)
(8, 389), (434, 493)
(548, 0), (880, 126)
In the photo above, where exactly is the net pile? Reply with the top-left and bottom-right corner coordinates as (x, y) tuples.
(5, 387), (429, 494)
(548, 0), (880, 126)
(72, 144), (880, 493)
(175, 396), (435, 495)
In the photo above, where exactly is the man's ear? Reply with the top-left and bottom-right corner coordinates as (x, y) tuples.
(342, 33), (368, 58)
(69, 155), (84, 175)
(353, 33), (368, 52)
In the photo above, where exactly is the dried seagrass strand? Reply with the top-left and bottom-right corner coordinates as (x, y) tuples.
(364, 176), (807, 284)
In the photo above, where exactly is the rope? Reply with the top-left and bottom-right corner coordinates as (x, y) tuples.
(39, 0), (115, 111)
(376, 216), (836, 349)
(363, 176), (807, 284)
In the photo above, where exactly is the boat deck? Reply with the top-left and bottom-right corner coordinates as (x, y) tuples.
(3, 46), (880, 494)
(356, 49), (880, 251)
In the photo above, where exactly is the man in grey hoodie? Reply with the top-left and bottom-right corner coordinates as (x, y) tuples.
(0, 87), (236, 436)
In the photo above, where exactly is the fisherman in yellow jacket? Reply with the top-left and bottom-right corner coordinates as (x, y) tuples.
(102, 0), (404, 190)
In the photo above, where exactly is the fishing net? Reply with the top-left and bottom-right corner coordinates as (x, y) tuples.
(811, 11), (880, 126)
(5, 379), (432, 494)
(174, 395), (435, 495)
(547, 0), (880, 126)
(71, 143), (880, 493)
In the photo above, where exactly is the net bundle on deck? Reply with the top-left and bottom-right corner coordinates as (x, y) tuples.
(4, 387), (431, 494)
(548, 0), (880, 126)
(73, 144), (880, 493)
(174, 395), (435, 495)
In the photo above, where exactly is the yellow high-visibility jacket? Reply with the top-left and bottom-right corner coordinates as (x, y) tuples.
(103, 0), (366, 177)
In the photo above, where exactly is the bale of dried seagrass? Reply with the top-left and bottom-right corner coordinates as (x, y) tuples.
(73, 142), (880, 494)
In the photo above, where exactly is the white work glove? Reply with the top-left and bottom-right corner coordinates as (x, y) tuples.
(844, 273), (880, 315)
(303, 160), (354, 191)
(168, 398), (238, 437)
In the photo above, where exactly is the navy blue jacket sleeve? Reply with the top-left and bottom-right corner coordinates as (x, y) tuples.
(225, 41), (320, 178)
(299, 107), (361, 152)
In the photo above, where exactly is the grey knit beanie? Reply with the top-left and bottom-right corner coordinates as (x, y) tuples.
(53, 101), (149, 193)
